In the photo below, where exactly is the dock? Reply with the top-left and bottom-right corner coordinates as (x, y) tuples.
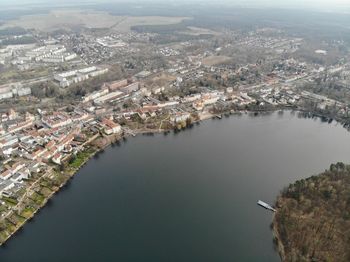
(257, 200), (276, 212)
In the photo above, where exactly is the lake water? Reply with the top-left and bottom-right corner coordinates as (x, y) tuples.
(2, 112), (350, 262)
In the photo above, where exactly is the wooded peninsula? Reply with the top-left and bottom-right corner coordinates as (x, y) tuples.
(273, 162), (350, 262)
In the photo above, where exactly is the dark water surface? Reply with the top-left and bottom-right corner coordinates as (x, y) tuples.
(2, 112), (350, 262)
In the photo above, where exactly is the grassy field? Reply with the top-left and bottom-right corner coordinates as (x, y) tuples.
(145, 73), (177, 88)
(180, 26), (221, 36)
(0, 67), (49, 85)
(111, 16), (189, 32)
(0, 9), (189, 32)
(202, 56), (233, 66)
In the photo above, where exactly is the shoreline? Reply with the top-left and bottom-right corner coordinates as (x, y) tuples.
(0, 109), (243, 246)
(0, 108), (346, 249)
(0, 146), (99, 247)
(272, 204), (286, 262)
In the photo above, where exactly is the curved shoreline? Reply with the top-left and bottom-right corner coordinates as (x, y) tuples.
(0, 108), (348, 253)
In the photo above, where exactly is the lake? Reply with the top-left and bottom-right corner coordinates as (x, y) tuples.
(2, 112), (350, 262)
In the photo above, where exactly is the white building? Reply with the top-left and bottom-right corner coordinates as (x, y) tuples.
(83, 88), (109, 103)
(94, 91), (126, 105)
(170, 112), (191, 123)
(0, 91), (13, 100)
(54, 67), (108, 88)
(0, 180), (15, 196)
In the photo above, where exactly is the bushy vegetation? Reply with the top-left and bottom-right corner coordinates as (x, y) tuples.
(274, 162), (350, 262)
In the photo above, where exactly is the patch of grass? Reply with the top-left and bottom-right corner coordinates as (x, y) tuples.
(0, 205), (7, 213)
(20, 207), (35, 219)
(68, 149), (95, 169)
(2, 197), (18, 206)
(0, 68), (49, 85)
(0, 230), (9, 243)
(39, 187), (52, 197)
(30, 192), (45, 205)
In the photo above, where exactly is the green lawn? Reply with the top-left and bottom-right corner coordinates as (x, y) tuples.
(30, 192), (45, 205)
(20, 207), (35, 218)
(68, 149), (95, 169)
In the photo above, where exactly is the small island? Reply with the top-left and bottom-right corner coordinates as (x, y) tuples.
(273, 162), (350, 262)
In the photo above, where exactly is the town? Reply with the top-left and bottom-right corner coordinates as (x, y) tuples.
(0, 7), (350, 245)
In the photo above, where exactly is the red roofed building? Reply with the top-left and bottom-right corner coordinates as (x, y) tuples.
(102, 118), (121, 135)
(0, 170), (12, 180)
(52, 153), (63, 165)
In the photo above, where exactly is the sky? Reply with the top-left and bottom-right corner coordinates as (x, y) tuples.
(0, 0), (349, 12)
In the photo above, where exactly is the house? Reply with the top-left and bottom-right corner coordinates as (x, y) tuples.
(193, 101), (204, 111)
(103, 79), (128, 91)
(202, 94), (220, 105)
(120, 82), (139, 94)
(2, 146), (14, 156)
(25, 112), (35, 121)
(28, 161), (42, 173)
(7, 119), (34, 133)
(0, 135), (19, 149)
(182, 94), (201, 103)
(11, 170), (29, 182)
(8, 108), (17, 120)
(101, 118), (121, 135)
(152, 86), (165, 95)
(28, 147), (47, 160)
(11, 162), (26, 174)
(0, 170), (12, 180)
(52, 153), (63, 165)
(0, 180), (15, 196)
(136, 109), (148, 120)
(42, 112), (72, 128)
(170, 113), (191, 123)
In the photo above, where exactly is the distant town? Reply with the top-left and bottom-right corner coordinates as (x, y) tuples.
(0, 6), (350, 247)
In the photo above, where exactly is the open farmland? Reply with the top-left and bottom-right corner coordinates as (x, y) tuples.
(0, 9), (189, 32)
(110, 16), (190, 32)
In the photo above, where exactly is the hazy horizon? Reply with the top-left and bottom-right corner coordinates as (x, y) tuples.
(0, 0), (349, 12)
